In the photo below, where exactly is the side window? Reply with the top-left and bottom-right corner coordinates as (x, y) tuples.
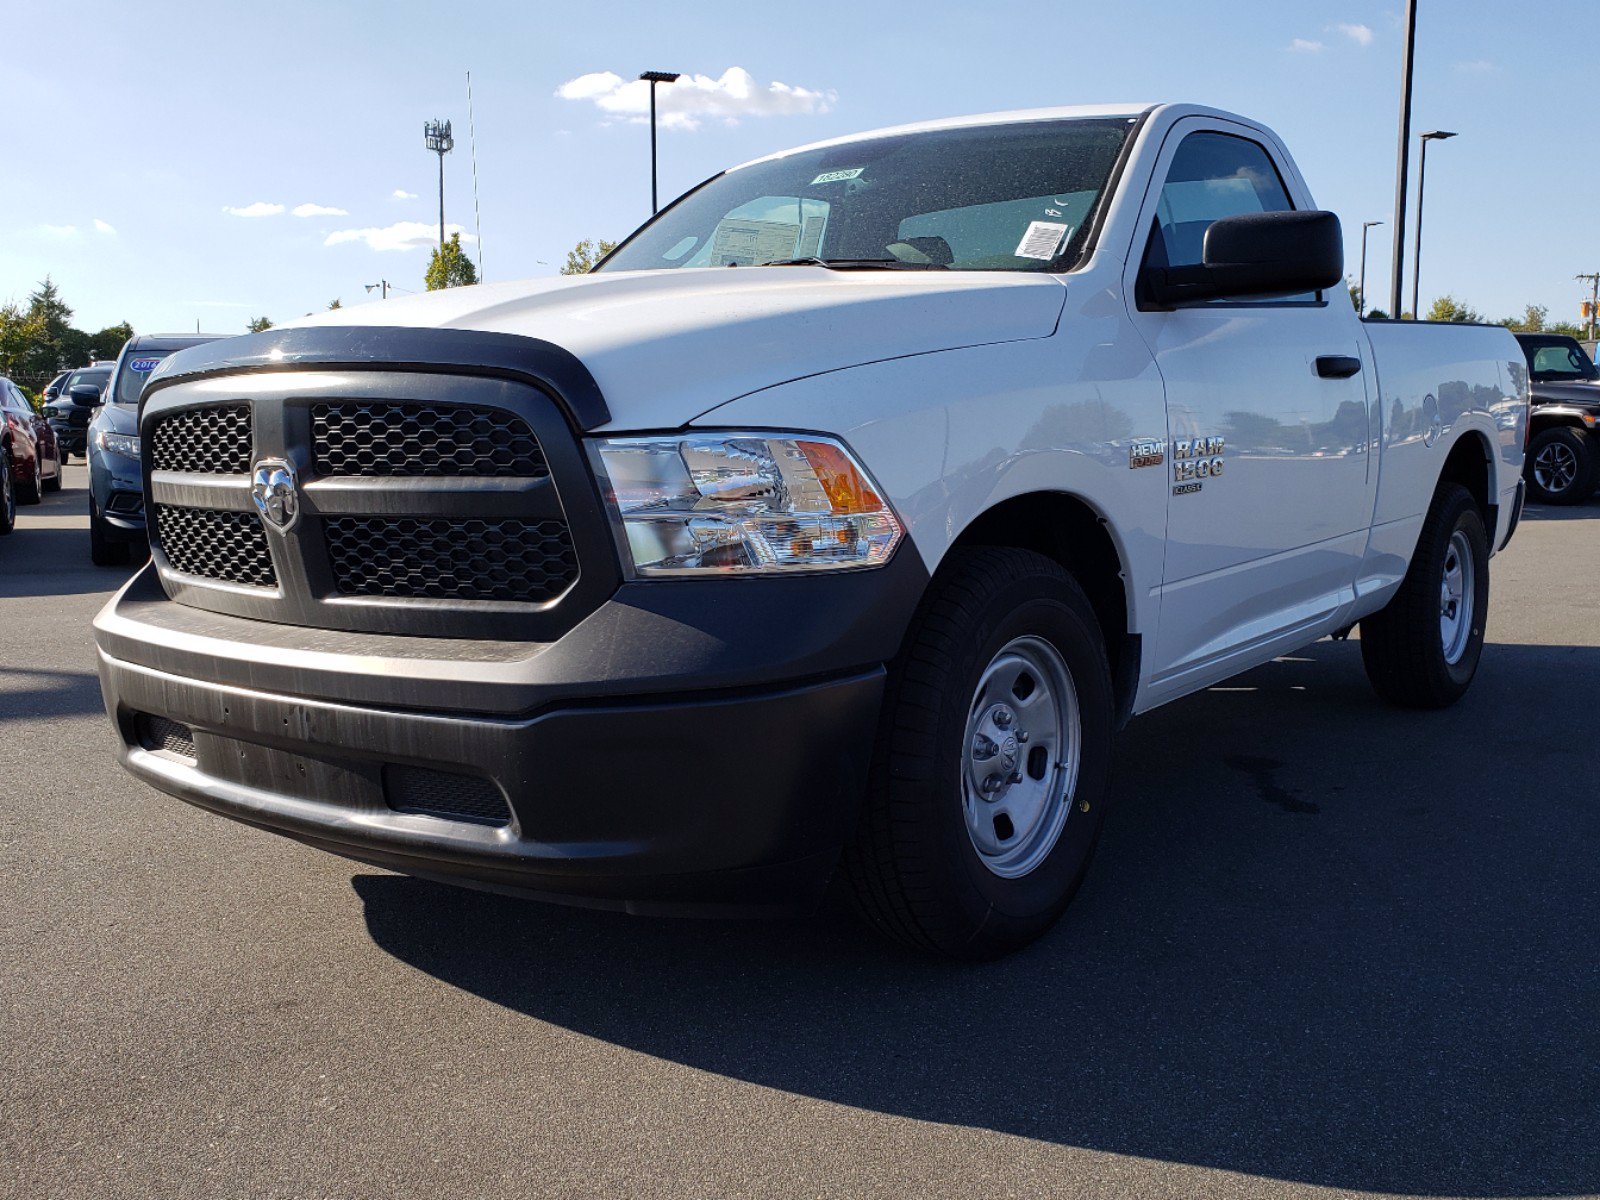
(1146, 131), (1294, 271)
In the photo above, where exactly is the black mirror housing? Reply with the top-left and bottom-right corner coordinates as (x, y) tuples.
(68, 385), (103, 406)
(1146, 210), (1344, 307)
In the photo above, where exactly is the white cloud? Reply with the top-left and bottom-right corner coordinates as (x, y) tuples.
(93, 218), (116, 235)
(292, 203), (348, 218)
(1333, 22), (1374, 45)
(1289, 38), (1325, 53)
(325, 221), (475, 253)
(392, 189), (417, 200)
(556, 66), (835, 131)
(1455, 59), (1497, 73)
(222, 201), (285, 218)
(40, 224), (79, 237)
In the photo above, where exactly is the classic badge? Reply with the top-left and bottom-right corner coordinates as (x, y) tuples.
(251, 458), (301, 533)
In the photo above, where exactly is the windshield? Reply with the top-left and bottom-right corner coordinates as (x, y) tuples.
(1522, 337), (1599, 382)
(600, 118), (1137, 274)
(114, 350), (175, 405)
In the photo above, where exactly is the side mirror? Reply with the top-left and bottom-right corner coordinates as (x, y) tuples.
(1145, 210), (1344, 307)
(68, 384), (102, 407)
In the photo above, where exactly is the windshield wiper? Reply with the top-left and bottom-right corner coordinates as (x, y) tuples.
(754, 256), (948, 271)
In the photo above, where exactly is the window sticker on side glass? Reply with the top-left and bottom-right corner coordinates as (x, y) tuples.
(128, 358), (161, 373)
(810, 168), (863, 185)
(1014, 221), (1071, 260)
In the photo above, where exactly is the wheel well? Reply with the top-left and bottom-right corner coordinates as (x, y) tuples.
(1440, 432), (1493, 531)
(950, 492), (1138, 725)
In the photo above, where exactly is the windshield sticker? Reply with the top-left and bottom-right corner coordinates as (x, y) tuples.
(127, 358), (161, 373)
(810, 168), (864, 185)
(1015, 220), (1071, 260)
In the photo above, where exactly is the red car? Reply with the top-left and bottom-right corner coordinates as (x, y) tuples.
(0, 375), (63, 534)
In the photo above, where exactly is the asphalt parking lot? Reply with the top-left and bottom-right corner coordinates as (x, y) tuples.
(2, 465), (1596, 1200)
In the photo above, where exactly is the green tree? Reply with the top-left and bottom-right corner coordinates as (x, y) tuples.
(561, 238), (619, 275)
(1425, 295), (1483, 324)
(425, 233), (479, 290)
(247, 316), (274, 333)
(1499, 304), (1547, 333)
(90, 322), (135, 362)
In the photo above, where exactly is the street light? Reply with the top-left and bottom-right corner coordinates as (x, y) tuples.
(424, 119), (454, 247)
(1359, 221), (1383, 316)
(1410, 130), (1457, 320)
(1388, 0), (1418, 318)
(638, 71), (681, 214)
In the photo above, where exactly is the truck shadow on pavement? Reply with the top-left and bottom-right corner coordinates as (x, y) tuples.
(0, 665), (107, 721)
(355, 638), (1600, 1197)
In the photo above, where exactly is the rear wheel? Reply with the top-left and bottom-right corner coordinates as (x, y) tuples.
(17, 451), (42, 505)
(844, 547), (1114, 959)
(89, 496), (131, 566)
(1525, 426), (1595, 505)
(0, 445), (15, 536)
(1359, 483), (1489, 709)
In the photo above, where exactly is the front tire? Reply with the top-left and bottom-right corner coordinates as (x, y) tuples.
(1359, 483), (1489, 709)
(0, 445), (15, 536)
(844, 547), (1114, 959)
(17, 451), (42, 505)
(1525, 426), (1595, 505)
(89, 496), (131, 566)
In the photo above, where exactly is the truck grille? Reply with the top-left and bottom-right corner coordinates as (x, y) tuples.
(141, 371), (608, 641)
(150, 404), (253, 473)
(325, 516), (578, 602)
(312, 402), (548, 477)
(154, 504), (278, 587)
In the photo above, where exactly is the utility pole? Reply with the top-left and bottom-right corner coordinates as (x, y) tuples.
(424, 119), (454, 247)
(364, 280), (390, 300)
(1389, 0), (1419, 318)
(1579, 273), (1600, 341)
(638, 71), (682, 214)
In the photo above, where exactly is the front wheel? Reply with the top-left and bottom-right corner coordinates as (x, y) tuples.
(843, 547), (1114, 959)
(1359, 483), (1489, 709)
(1525, 426), (1595, 505)
(17, 451), (42, 505)
(0, 445), (15, 536)
(89, 496), (131, 566)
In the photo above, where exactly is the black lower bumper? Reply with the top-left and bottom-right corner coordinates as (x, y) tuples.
(99, 650), (882, 913)
(94, 549), (927, 913)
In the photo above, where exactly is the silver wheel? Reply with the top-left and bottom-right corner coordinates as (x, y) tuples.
(1439, 529), (1475, 666)
(1533, 440), (1579, 494)
(961, 635), (1082, 879)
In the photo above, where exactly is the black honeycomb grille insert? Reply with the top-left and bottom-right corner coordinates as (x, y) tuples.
(154, 504), (277, 587)
(138, 714), (196, 760)
(150, 404), (252, 473)
(311, 402), (549, 478)
(384, 764), (511, 826)
(323, 516), (577, 603)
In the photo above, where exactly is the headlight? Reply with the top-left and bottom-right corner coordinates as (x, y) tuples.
(592, 433), (903, 575)
(94, 430), (141, 461)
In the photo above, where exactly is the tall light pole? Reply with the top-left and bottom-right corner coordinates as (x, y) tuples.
(1577, 273), (1599, 342)
(1389, 0), (1419, 318)
(1359, 220), (1383, 316)
(424, 119), (454, 247)
(638, 71), (681, 213)
(1410, 130), (1457, 321)
(364, 280), (390, 300)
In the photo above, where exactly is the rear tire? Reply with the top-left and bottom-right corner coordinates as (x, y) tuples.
(0, 445), (15, 536)
(1359, 483), (1489, 709)
(17, 452), (42, 505)
(1525, 426), (1595, 505)
(89, 496), (131, 566)
(843, 546), (1115, 960)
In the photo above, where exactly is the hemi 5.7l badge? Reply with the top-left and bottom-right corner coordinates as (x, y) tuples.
(1128, 439), (1165, 469)
(1172, 436), (1225, 495)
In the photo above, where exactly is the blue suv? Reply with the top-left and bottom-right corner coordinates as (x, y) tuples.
(89, 333), (225, 565)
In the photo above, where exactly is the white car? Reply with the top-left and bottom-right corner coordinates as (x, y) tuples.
(95, 103), (1526, 958)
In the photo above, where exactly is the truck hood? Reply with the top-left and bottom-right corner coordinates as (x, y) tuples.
(289, 268), (1066, 430)
(1532, 380), (1600, 408)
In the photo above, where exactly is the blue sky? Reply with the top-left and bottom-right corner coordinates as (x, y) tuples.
(4, 0), (1595, 332)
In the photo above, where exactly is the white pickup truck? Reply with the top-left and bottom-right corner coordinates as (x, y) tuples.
(95, 103), (1527, 958)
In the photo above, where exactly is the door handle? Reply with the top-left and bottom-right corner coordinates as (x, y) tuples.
(1315, 355), (1362, 379)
